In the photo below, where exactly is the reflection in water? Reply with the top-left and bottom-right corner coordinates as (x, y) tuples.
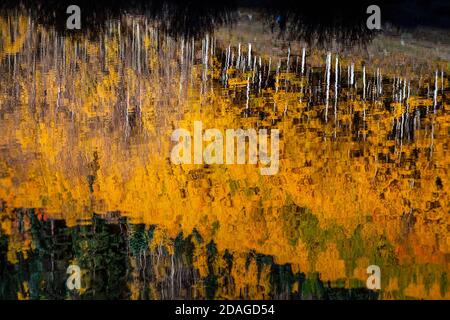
(0, 10), (449, 300)
(1, 0), (237, 39)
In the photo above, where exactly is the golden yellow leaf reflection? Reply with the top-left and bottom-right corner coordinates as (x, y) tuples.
(0, 13), (448, 300)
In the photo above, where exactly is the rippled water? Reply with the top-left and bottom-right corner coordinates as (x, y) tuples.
(0, 11), (449, 299)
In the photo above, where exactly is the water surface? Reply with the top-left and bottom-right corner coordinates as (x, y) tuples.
(0, 9), (449, 300)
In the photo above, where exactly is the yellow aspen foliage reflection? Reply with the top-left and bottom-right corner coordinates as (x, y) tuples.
(0, 13), (449, 299)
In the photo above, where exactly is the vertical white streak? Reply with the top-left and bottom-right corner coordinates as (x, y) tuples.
(286, 46), (290, 73)
(325, 52), (331, 121)
(248, 43), (252, 68)
(434, 70), (438, 113)
(246, 76), (250, 109)
(334, 55), (339, 119)
(236, 43), (241, 68)
(362, 66), (366, 100)
(402, 78), (406, 103)
(350, 63), (354, 86)
(348, 65), (350, 86)
(301, 47), (306, 75)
